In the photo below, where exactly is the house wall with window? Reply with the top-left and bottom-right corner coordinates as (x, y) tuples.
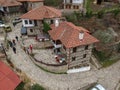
(63, 0), (84, 10)
(8, 6), (20, 13)
(65, 44), (93, 69)
(27, 2), (44, 11)
(22, 19), (43, 36)
(22, 19), (34, 27)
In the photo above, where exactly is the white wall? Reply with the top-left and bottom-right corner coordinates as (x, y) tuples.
(22, 19), (34, 27)
(72, 0), (83, 4)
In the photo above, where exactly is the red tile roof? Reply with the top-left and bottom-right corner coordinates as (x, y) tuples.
(17, 0), (44, 2)
(21, 6), (62, 20)
(49, 21), (99, 48)
(0, 0), (21, 7)
(0, 61), (21, 90)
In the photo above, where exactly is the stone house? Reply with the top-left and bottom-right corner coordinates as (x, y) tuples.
(49, 21), (99, 70)
(17, 0), (44, 12)
(63, 0), (86, 10)
(20, 6), (62, 36)
(0, 0), (21, 16)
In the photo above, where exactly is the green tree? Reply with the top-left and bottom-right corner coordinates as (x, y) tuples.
(43, 22), (51, 33)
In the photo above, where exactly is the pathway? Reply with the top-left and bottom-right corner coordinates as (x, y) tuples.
(6, 23), (120, 90)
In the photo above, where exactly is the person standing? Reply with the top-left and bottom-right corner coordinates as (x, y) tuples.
(12, 39), (16, 46)
(29, 44), (33, 53)
(15, 36), (18, 41)
(13, 46), (16, 54)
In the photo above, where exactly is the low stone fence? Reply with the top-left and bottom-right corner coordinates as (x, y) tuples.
(30, 56), (68, 73)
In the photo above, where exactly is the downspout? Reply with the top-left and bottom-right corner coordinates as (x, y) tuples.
(68, 48), (70, 69)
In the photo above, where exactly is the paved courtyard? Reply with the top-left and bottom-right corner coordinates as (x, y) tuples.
(6, 23), (120, 90)
(34, 49), (58, 64)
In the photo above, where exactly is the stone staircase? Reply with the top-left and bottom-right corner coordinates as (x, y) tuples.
(90, 55), (102, 69)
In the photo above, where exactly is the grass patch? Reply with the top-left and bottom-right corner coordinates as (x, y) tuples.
(101, 59), (119, 68)
(35, 63), (67, 74)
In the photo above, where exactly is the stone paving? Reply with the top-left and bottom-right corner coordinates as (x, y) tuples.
(6, 23), (120, 90)
(34, 49), (57, 64)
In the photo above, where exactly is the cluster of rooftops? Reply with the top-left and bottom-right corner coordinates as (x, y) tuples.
(0, 0), (99, 48)
(19, 4), (99, 48)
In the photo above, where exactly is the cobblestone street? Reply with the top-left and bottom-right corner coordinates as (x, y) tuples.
(6, 23), (120, 90)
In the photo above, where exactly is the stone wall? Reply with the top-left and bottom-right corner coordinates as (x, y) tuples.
(66, 44), (93, 69)
(27, 20), (43, 36)
(31, 57), (68, 73)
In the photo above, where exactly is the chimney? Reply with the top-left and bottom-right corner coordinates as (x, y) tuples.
(79, 31), (84, 41)
(55, 19), (59, 27)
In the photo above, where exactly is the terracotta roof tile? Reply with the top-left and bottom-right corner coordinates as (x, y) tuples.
(49, 21), (99, 48)
(0, 61), (21, 90)
(0, 0), (21, 7)
(21, 6), (62, 20)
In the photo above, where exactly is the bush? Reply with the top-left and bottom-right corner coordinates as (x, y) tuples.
(93, 49), (108, 61)
(15, 82), (25, 90)
(113, 8), (120, 17)
(97, 10), (105, 18)
(30, 84), (45, 90)
(85, 10), (93, 18)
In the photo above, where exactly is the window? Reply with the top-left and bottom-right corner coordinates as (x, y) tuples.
(30, 29), (33, 32)
(25, 20), (28, 24)
(34, 20), (37, 26)
(72, 57), (76, 61)
(85, 45), (88, 50)
(73, 47), (77, 53)
(51, 20), (54, 24)
(29, 20), (32, 24)
(83, 54), (86, 58)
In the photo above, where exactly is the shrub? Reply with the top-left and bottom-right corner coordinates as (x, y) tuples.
(97, 10), (105, 18)
(30, 84), (45, 90)
(15, 82), (25, 90)
(85, 9), (93, 18)
(93, 48), (108, 61)
(113, 8), (120, 17)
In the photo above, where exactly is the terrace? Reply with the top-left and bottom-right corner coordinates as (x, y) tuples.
(22, 37), (68, 73)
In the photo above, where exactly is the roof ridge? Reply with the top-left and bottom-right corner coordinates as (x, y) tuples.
(45, 6), (61, 17)
(59, 29), (66, 39)
(65, 22), (86, 33)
